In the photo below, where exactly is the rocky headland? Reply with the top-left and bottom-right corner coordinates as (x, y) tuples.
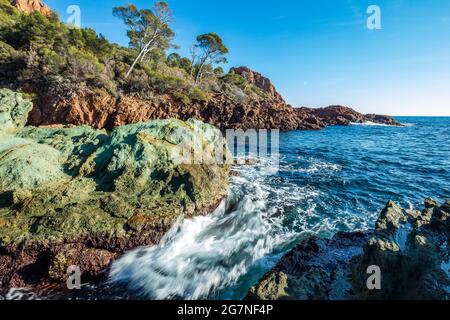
(247, 199), (450, 300)
(11, 0), (50, 15)
(0, 89), (230, 291)
(26, 66), (401, 132)
(0, 1), (401, 132)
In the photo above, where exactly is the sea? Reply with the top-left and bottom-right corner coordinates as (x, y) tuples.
(3, 117), (450, 300)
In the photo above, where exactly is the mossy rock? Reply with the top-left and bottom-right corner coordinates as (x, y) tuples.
(0, 89), (231, 248)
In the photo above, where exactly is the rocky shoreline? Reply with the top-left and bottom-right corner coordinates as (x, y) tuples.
(0, 89), (230, 291)
(247, 199), (450, 300)
(27, 67), (402, 132)
(0, 1), (422, 300)
(2, 1), (401, 133)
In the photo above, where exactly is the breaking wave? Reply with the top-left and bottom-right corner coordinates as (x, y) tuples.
(107, 153), (372, 300)
(108, 157), (326, 300)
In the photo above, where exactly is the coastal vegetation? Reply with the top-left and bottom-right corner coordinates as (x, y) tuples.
(0, 0), (269, 107)
(1, 1), (436, 301)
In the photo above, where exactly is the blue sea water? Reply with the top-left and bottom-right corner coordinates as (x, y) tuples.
(280, 116), (450, 232)
(105, 117), (450, 300)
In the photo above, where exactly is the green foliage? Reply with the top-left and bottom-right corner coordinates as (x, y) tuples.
(67, 46), (104, 79)
(220, 73), (247, 87)
(195, 33), (229, 60)
(113, 2), (175, 77)
(81, 28), (116, 59)
(0, 1), (266, 109)
(189, 87), (208, 102)
(2, 12), (62, 49)
(39, 47), (65, 73)
(220, 71), (269, 100)
(113, 2), (174, 51)
(214, 67), (224, 76)
(0, 40), (13, 63)
(147, 68), (189, 93)
(245, 85), (270, 99)
(167, 52), (192, 75)
(192, 32), (229, 83)
(173, 92), (191, 105)
(0, 0), (19, 30)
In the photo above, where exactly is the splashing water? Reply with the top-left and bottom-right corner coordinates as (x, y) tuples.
(7, 117), (449, 300)
(108, 157), (325, 300)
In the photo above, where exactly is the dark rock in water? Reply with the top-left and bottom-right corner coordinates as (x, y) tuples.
(375, 200), (407, 235)
(425, 197), (439, 209)
(297, 105), (402, 127)
(246, 232), (372, 300)
(0, 89), (231, 291)
(248, 199), (450, 300)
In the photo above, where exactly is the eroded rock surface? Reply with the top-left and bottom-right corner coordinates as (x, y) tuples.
(0, 89), (230, 290)
(27, 69), (401, 132)
(248, 199), (450, 300)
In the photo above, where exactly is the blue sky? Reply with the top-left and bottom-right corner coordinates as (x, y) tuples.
(46, 0), (450, 116)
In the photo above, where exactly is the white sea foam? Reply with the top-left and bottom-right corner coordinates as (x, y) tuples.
(108, 156), (319, 300)
(2, 288), (39, 300)
(299, 161), (341, 174)
(350, 121), (414, 127)
(350, 121), (392, 127)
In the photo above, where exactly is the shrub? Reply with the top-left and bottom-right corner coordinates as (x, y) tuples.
(0, 40), (12, 63)
(220, 72), (247, 88)
(66, 46), (107, 85)
(245, 85), (270, 99)
(0, 0), (19, 29)
(39, 47), (65, 74)
(167, 52), (193, 75)
(143, 67), (189, 94)
(173, 92), (191, 105)
(123, 67), (150, 93)
(189, 87), (208, 102)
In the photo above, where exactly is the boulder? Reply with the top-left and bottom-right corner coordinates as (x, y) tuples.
(375, 200), (407, 234)
(0, 89), (231, 290)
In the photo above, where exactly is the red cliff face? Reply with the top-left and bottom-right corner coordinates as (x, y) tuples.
(27, 67), (400, 131)
(12, 0), (50, 15)
(230, 66), (285, 104)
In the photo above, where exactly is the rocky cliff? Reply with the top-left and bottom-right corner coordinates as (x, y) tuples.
(0, 89), (230, 290)
(27, 68), (401, 132)
(12, 0), (50, 15)
(247, 199), (450, 300)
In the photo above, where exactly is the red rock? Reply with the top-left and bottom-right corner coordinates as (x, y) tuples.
(27, 67), (400, 131)
(12, 0), (51, 16)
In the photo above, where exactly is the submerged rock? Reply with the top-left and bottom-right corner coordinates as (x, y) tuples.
(248, 199), (450, 300)
(0, 89), (230, 290)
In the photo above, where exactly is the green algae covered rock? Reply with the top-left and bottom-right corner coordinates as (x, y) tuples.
(0, 89), (230, 288)
(0, 89), (33, 134)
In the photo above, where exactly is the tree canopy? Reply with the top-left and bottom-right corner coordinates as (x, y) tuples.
(192, 32), (228, 84)
(113, 2), (174, 77)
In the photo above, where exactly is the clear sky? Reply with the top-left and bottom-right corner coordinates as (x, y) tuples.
(45, 0), (450, 116)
